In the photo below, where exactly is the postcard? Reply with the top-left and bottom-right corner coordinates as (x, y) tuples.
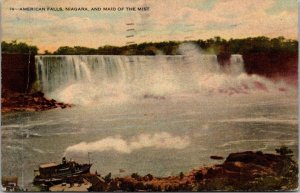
(1, 0), (298, 192)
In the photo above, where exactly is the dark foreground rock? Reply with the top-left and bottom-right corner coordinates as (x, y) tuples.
(43, 149), (298, 192)
(1, 91), (72, 113)
(105, 151), (297, 191)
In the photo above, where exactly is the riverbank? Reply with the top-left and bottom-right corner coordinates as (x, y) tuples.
(40, 148), (298, 192)
(101, 150), (298, 191)
(1, 91), (72, 113)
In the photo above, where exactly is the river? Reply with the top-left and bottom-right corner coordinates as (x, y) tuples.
(1, 53), (298, 189)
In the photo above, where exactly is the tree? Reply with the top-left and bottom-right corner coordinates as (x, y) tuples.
(1, 40), (38, 54)
(179, 172), (184, 180)
(275, 146), (293, 157)
(44, 50), (51, 55)
(104, 172), (112, 183)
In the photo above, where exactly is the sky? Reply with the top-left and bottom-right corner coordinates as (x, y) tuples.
(2, 0), (298, 53)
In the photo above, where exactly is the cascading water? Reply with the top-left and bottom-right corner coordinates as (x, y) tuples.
(3, 47), (297, 190)
(35, 50), (290, 105)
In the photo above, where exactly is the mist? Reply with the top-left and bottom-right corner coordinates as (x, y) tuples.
(64, 132), (190, 156)
(35, 43), (296, 106)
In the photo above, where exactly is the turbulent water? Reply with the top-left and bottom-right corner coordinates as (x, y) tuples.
(35, 51), (292, 105)
(2, 47), (298, 189)
(35, 54), (245, 105)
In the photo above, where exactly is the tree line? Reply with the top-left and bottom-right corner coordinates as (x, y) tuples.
(1, 40), (39, 55)
(1, 36), (297, 56)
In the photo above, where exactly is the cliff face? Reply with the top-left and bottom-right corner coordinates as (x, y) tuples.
(1, 54), (73, 113)
(217, 52), (298, 78)
(1, 54), (36, 93)
(243, 52), (298, 78)
(216, 52), (298, 86)
(217, 52), (231, 66)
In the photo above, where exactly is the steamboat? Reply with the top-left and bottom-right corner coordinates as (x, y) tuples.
(33, 157), (92, 185)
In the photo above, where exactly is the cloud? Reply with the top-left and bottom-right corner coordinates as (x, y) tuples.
(267, 0), (298, 14)
(64, 132), (190, 155)
(2, 0), (298, 52)
(189, 0), (219, 11)
(204, 22), (241, 30)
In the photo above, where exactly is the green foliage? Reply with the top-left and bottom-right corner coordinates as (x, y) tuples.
(197, 178), (235, 191)
(53, 46), (97, 55)
(131, 173), (141, 180)
(104, 172), (112, 183)
(44, 50), (51, 55)
(195, 171), (203, 181)
(50, 36), (297, 56)
(195, 147), (298, 191)
(3, 36), (297, 56)
(179, 172), (184, 180)
(245, 175), (282, 191)
(1, 40), (38, 54)
(226, 36), (298, 55)
(144, 173), (154, 181)
(246, 169), (298, 191)
(275, 146), (294, 157)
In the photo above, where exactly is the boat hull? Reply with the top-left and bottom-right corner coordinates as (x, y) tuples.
(33, 164), (92, 185)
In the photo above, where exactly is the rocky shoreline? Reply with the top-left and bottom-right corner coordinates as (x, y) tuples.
(101, 151), (298, 192)
(1, 91), (72, 113)
(41, 148), (298, 192)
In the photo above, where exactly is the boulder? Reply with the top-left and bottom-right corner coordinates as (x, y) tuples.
(225, 151), (279, 167)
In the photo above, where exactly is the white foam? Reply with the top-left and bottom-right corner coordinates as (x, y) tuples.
(64, 132), (190, 155)
(35, 44), (296, 105)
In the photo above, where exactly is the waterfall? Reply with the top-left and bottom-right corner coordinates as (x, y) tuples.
(34, 54), (288, 105)
(35, 55), (244, 93)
